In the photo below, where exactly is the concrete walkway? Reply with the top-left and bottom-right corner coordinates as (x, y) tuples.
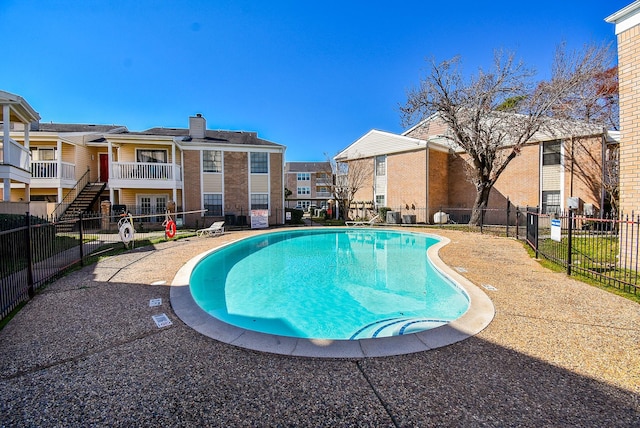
(1, 229), (638, 427)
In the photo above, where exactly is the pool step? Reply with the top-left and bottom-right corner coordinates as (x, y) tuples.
(349, 317), (448, 340)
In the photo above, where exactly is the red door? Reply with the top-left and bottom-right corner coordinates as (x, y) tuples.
(99, 154), (109, 182)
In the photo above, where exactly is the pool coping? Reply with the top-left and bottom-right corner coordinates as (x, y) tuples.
(170, 228), (495, 358)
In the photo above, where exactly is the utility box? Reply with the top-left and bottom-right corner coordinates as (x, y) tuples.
(386, 211), (401, 224)
(567, 197), (583, 211)
(433, 211), (449, 224)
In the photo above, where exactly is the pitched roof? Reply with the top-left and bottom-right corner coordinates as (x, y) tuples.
(285, 161), (331, 173)
(334, 129), (450, 161)
(131, 127), (282, 147)
(0, 90), (40, 123)
(34, 123), (128, 133)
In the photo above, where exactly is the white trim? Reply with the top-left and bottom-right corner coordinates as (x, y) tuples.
(605, 1), (640, 34)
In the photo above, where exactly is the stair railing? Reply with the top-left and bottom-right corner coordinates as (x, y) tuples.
(51, 168), (91, 221)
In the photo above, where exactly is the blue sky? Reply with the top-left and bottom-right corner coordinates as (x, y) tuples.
(1, 0), (629, 161)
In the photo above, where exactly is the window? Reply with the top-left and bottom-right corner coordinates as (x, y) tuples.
(31, 147), (56, 161)
(203, 150), (222, 173)
(137, 149), (167, 163)
(542, 191), (561, 214)
(251, 194), (269, 210)
(297, 187), (310, 195)
(297, 172), (310, 181)
(375, 155), (386, 176)
(376, 195), (386, 207)
(542, 141), (561, 166)
(250, 152), (268, 173)
(204, 194), (223, 216)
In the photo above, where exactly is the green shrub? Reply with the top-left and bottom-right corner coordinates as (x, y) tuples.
(378, 207), (391, 220)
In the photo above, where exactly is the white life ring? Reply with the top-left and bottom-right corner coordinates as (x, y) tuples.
(119, 223), (134, 244)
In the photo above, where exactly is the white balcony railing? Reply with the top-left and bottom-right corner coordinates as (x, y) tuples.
(0, 139), (30, 170)
(316, 192), (332, 198)
(31, 161), (75, 179)
(112, 162), (182, 181)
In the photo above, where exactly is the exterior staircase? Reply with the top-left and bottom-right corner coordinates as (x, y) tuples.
(57, 182), (106, 231)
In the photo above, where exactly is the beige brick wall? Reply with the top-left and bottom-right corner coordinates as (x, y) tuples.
(183, 150), (202, 226)
(269, 152), (284, 224)
(564, 136), (605, 208)
(428, 149), (449, 219)
(350, 158), (375, 203)
(223, 151), (248, 213)
(448, 143), (541, 209)
(387, 149), (427, 210)
(617, 24), (640, 215)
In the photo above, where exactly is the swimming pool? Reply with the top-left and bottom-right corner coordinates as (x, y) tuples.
(189, 228), (470, 340)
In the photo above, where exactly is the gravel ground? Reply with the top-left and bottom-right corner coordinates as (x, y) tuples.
(0, 228), (638, 427)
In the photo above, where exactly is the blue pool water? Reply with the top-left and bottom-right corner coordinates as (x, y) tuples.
(190, 228), (469, 340)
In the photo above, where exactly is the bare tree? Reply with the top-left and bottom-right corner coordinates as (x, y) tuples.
(326, 155), (372, 220)
(401, 44), (614, 225)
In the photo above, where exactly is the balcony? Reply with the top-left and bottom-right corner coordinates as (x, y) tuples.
(315, 191), (332, 198)
(315, 177), (332, 185)
(30, 161), (76, 188)
(110, 162), (183, 189)
(0, 139), (31, 183)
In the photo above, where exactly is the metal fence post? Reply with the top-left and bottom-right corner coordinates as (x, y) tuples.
(506, 197), (510, 237)
(515, 205), (519, 240)
(567, 209), (574, 276)
(25, 212), (35, 298)
(79, 212), (85, 266)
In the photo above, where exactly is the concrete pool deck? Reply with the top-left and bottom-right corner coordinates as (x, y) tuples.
(1, 228), (639, 426)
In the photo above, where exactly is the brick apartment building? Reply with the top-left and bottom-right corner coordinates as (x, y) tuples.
(284, 161), (332, 211)
(336, 115), (617, 223)
(2, 95), (286, 226)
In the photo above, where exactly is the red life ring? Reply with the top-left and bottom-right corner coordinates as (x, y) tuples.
(165, 220), (177, 238)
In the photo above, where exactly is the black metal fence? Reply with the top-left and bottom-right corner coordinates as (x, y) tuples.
(526, 209), (638, 295)
(0, 211), (194, 322)
(378, 201), (527, 238)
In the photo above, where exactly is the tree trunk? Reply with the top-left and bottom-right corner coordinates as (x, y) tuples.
(469, 184), (493, 226)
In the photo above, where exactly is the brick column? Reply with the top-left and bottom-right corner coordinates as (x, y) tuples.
(101, 200), (111, 230)
(618, 24), (640, 216)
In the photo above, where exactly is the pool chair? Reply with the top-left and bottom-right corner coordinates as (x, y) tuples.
(196, 221), (225, 237)
(345, 214), (381, 227)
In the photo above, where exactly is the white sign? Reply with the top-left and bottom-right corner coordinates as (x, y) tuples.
(152, 313), (173, 328)
(551, 218), (561, 242)
(250, 210), (269, 229)
(286, 211), (292, 221)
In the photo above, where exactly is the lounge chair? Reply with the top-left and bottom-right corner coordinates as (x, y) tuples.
(196, 221), (225, 237)
(345, 214), (381, 227)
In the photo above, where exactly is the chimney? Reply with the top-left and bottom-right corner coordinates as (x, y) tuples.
(189, 113), (206, 138)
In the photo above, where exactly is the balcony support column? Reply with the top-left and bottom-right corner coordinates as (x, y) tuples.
(2, 179), (9, 201)
(171, 142), (177, 204)
(3, 105), (9, 166)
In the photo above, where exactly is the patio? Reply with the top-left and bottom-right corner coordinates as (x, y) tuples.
(0, 229), (638, 426)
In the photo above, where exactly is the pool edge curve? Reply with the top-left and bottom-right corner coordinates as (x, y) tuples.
(170, 229), (495, 359)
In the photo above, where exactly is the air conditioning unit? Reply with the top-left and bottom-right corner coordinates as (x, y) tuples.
(386, 211), (401, 224)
